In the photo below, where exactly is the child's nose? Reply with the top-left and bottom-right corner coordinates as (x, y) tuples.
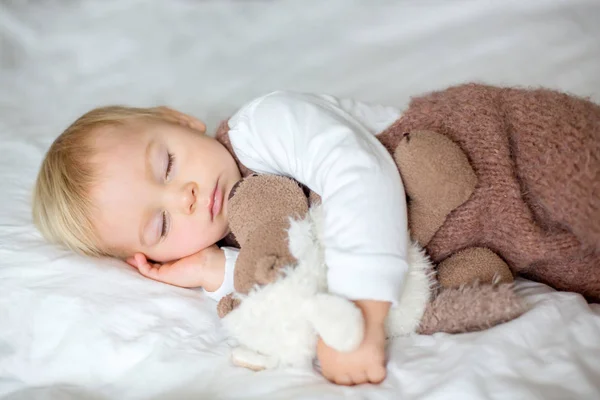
(176, 181), (198, 215)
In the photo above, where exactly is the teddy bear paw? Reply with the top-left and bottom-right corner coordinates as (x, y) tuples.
(231, 346), (278, 371)
(217, 293), (241, 318)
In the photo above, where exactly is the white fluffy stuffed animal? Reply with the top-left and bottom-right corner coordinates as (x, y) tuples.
(216, 173), (525, 371)
(221, 205), (434, 370)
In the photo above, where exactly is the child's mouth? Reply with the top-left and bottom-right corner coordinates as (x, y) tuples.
(209, 179), (223, 221)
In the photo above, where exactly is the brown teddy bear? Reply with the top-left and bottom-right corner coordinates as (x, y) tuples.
(217, 83), (600, 305)
(210, 82), (600, 369)
(216, 130), (523, 330)
(213, 129), (525, 370)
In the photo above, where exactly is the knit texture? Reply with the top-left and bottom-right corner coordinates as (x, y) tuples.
(216, 84), (600, 300)
(417, 283), (525, 335)
(378, 83), (600, 300)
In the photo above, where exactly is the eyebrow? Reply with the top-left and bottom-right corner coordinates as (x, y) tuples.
(138, 139), (156, 247)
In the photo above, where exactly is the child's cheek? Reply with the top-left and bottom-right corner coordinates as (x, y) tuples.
(169, 218), (213, 255)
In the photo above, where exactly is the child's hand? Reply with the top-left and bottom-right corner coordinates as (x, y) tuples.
(317, 300), (390, 386)
(126, 245), (225, 290)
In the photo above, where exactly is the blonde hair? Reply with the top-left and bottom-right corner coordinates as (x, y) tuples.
(32, 105), (174, 257)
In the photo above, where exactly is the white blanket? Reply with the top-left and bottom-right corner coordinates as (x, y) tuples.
(1, 1), (599, 399)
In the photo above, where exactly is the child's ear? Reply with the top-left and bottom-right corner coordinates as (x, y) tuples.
(155, 106), (207, 134)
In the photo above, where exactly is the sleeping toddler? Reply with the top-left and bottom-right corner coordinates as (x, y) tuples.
(32, 91), (409, 386)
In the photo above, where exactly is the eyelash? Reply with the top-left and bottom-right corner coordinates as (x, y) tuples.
(165, 152), (175, 180)
(159, 152), (175, 240)
(160, 211), (170, 239)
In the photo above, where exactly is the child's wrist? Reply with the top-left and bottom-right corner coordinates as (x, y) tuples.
(198, 246), (226, 292)
(353, 299), (391, 326)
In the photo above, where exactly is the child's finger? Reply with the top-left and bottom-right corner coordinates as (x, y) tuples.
(322, 371), (337, 384)
(133, 252), (147, 265)
(350, 371), (368, 385)
(125, 257), (137, 268)
(137, 256), (180, 284)
(129, 254), (189, 287)
(137, 262), (153, 277)
(334, 374), (354, 386)
(366, 364), (386, 384)
(134, 254), (158, 278)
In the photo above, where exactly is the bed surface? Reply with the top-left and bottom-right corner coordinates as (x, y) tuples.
(1, 1), (599, 399)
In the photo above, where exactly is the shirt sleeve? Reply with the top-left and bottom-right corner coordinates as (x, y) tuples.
(319, 94), (403, 135)
(202, 246), (238, 302)
(227, 91), (408, 303)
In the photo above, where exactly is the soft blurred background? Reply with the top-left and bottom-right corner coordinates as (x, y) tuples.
(1, 1), (599, 399)
(2, 0), (599, 134)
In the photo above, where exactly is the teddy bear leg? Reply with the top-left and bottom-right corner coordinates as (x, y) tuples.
(417, 283), (526, 335)
(436, 247), (514, 288)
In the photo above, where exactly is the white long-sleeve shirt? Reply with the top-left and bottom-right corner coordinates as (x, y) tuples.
(204, 91), (408, 304)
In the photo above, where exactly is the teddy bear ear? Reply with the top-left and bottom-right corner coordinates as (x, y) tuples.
(228, 180), (242, 201)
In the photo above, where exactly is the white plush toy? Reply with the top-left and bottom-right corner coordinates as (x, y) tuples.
(221, 205), (434, 371)
(215, 173), (525, 371)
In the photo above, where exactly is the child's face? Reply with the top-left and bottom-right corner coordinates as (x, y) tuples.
(90, 116), (241, 262)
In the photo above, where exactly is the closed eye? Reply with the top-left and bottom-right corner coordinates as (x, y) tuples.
(165, 152), (175, 181)
(160, 211), (170, 239)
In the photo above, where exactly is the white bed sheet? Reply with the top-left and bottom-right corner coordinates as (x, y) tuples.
(1, 1), (600, 399)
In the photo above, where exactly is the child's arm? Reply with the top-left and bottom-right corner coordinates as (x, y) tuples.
(228, 91), (409, 385)
(317, 300), (389, 385)
(229, 91), (408, 304)
(127, 245), (238, 301)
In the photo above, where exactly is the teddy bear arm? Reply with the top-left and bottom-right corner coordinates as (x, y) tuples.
(394, 130), (477, 208)
(409, 203), (449, 246)
(392, 130), (477, 247)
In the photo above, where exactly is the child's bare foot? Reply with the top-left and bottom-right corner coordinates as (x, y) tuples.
(317, 300), (389, 386)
